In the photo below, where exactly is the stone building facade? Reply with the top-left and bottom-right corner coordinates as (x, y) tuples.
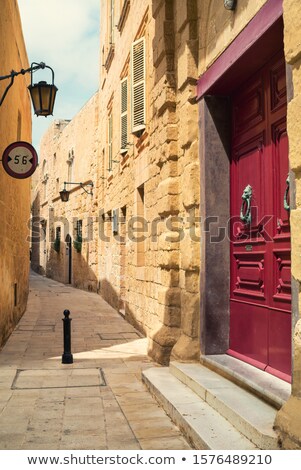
(31, 93), (99, 290)
(33, 0), (301, 448)
(0, 0), (31, 347)
(97, 0), (200, 365)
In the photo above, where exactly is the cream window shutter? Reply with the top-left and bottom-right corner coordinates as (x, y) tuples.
(131, 37), (145, 135)
(120, 77), (128, 153)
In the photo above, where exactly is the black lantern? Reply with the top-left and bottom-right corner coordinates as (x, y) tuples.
(59, 181), (93, 202)
(59, 188), (70, 202)
(0, 62), (57, 116)
(28, 63), (58, 117)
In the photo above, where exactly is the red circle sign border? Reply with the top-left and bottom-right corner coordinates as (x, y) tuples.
(2, 141), (38, 179)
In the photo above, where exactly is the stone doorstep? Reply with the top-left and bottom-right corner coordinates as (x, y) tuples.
(200, 355), (291, 409)
(143, 362), (283, 450)
(142, 367), (257, 450)
(169, 361), (279, 450)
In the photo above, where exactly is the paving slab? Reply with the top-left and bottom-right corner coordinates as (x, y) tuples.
(0, 272), (191, 450)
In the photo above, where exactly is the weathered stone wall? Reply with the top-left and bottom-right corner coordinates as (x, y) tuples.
(98, 0), (156, 343)
(97, 0), (200, 364)
(31, 93), (99, 292)
(198, 0), (267, 75)
(274, 0), (301, 450)
(0, 0), (31, 347)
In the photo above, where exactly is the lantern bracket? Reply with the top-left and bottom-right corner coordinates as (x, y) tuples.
(0, 62), (56, 114)
(63, 181), (94, 196)
(59, 181), (94, 202)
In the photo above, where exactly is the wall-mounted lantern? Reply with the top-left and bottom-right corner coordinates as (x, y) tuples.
(0, 62), (57, 117)
(59, 181), (94, 202)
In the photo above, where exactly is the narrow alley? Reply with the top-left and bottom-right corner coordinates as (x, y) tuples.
(0, 272), (191, 450)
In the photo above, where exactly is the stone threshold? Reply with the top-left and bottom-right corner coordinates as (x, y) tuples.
(201, 354), (291, 410)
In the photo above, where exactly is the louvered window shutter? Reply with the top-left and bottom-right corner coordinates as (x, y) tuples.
(120, 78), (128, 153)
(108, 114), (113, 171)
(131, 37), (145, 135)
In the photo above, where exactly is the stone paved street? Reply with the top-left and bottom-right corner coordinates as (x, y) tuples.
(0, 272), (191, 450)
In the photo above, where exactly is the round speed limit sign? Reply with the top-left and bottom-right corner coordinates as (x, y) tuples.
(2, 141), (38, 179)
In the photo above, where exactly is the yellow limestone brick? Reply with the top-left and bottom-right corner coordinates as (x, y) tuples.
(284, 0), (301, 64)
(287, 96), (301, 172)
(158, 287), (181, 307)
(290, 209), (301, 282)
(182, 161), (200, 209)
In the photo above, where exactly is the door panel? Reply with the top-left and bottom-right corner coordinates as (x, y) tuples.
(229, 52), (291, 381)
(229, 302), (268, 369)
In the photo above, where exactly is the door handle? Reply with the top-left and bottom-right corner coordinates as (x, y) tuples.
(284, 173), (290, 211)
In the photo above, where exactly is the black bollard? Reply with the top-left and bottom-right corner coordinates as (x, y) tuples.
(62, 309), (73, 364)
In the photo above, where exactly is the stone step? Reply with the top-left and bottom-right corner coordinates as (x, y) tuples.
(200, 354), (290, 410)
(169, 361), (279, 450)
(142, 367), (258, 450)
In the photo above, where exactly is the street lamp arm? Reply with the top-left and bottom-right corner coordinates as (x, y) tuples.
(0, 74), (15, 107)
(63, 181), (94, 196)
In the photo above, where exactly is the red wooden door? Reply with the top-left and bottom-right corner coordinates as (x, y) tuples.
(229, 52), (291, 382)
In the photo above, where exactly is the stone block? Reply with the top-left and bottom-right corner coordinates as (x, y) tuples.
(284, 0), (301, 64)
(179, 101), (198, 150)
(180, 234), (200, 271)
(158, 287), (181, 307)
(170, 333), (200, 362)
(177, 40), (198, 90)
(290, 209), (301, 281)
(158, 232), (180, 251)
(288, 97), (301, 172)
(157, 194), (180, 217)
(160, 161), (179, 179)
(158, 177), (179, 199)
(275, 395), (301, 448)
(157, 304), (181, 327)
(180, 290), (200, 337)
(181, 160), (200, 209)
(185, 271), (200, 294)
(157, 249), (179, 269)
(159, 268), (179, 288)
(149, 324), (180, 349)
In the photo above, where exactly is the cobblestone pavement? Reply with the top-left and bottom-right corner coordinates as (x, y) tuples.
(0, 272), (191, 450)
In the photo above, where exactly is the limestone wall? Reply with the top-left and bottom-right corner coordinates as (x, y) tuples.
(31, 93), (99, 292)
(274, 0), (301, 450)
(0, 0), (31, 346)
(98, 0), (155, 341)
(198, 0), (267, 74)
(96, 0), (201, 363)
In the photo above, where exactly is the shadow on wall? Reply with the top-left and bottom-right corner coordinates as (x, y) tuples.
(30, 192), (42, 274)
(36, 242), (180, 365)
(45, 242), (99, 293)
(100, 275), (181, 366)
(98, 277), (182, 365)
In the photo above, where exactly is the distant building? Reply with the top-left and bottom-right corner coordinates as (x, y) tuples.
(0, 0), (32, 346)
(31, 94), (99, 290)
